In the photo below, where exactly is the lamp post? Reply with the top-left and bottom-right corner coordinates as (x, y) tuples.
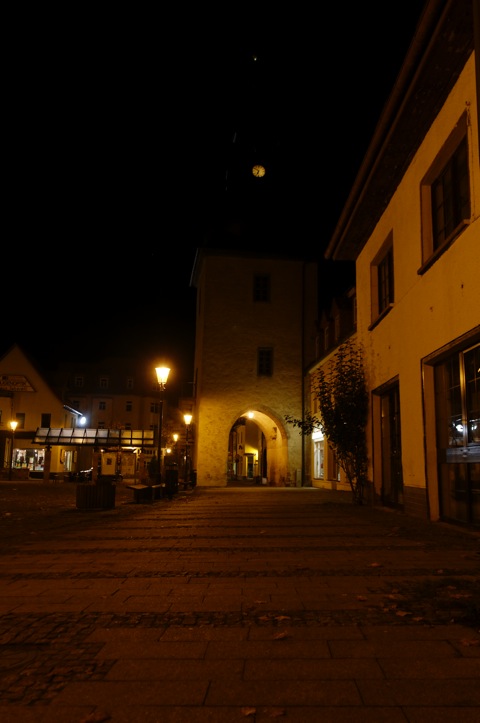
(173, 433), (179, 469)
(184, 413), (192, 487)
(155, 366), (171, 484)
(8, 421), (18, 480)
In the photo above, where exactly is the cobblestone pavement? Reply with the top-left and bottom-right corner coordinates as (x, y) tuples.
(0, 481), (479, 722)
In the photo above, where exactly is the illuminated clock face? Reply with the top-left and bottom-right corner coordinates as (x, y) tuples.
(252, 164), (266, 178)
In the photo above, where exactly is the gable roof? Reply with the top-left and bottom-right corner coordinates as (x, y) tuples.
(325, 0), (476, 261)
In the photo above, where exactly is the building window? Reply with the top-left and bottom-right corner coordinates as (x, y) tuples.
(437, 343), (480, 449)
(126, 377), (134, 390)
(99, 401), (106, 410)
(420, 113), (471, 270)
(370, 234), (394, 325)
(434, 342), (480, 525)
(124, 422), (132, 430)
(41, 413), (51, 427)
(257, 347), (273, 376)
(331, 448), (341, 481)
(126, 401), (132, 412)
(334, 314), (340, 342)
(378, 247), (394, 313)
(253, 274), (270, 302)
(314, 436), (324, 479)
(431, 136), (469, 250)
(99, 377), (109, 389)
(15, 413), (25, 430)
(98, 421), (105, 429)
(74, 376), (84, 388)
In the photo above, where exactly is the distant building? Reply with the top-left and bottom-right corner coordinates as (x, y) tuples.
(0, 345), (190, 482)
(190, 248), (318, 487)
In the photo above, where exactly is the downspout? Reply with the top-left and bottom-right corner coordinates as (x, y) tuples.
(301, 260), (306, 487)
(474, 0), (480, 163)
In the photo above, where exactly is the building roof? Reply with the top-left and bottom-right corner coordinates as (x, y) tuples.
(325, 0), (476, 261)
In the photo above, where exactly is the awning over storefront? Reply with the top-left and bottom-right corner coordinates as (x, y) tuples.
(33, 428), (155, 447)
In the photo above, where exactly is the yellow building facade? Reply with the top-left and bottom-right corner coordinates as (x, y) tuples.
(321, 0), (480, 525)
(190, 249), (318, 487)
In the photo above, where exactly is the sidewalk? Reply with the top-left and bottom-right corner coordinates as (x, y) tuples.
(0, 482), (479, 722)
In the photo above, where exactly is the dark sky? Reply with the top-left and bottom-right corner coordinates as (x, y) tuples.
(5, 3), (427, 392)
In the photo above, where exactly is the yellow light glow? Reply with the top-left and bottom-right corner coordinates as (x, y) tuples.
(155, 366), (171, 387)
(9, 421), (18, 432)
(252, 164), (266, 178)
(184, 413), (192, 426)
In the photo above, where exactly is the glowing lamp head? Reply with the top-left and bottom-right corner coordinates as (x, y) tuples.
(155, 366), (171, 389)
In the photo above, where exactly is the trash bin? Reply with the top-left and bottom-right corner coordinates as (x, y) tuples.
(164, 468), (178, 498)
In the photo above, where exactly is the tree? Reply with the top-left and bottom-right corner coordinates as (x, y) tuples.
(285, 338), (369, 504)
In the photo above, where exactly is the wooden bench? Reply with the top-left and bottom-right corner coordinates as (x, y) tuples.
(126, 483), (164, 503)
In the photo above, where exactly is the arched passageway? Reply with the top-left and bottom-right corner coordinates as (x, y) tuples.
(226, 409), (297, 487)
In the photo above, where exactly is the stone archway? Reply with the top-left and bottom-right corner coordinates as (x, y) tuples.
(227, 409), (293, 487)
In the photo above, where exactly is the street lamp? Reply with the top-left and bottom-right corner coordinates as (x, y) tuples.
(8, 421), (18, 480)
(155, 366), (171, 483)
(184, 413), (192, 487)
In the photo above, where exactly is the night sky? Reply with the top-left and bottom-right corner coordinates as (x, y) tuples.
(4, 3), (427, 391)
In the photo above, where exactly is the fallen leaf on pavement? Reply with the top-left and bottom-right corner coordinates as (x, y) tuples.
(80, 710), (111, 722)
(263, 707), (286, 717)
(460, 638), (480, 646)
